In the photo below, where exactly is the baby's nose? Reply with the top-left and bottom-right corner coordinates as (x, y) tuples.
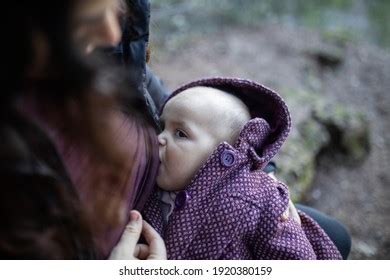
(158, 133), (167, 146)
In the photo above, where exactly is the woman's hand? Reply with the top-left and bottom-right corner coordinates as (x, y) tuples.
(109, 210), (167, 260)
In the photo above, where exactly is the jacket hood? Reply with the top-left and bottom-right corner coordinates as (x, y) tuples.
(164, 77), (291, 169)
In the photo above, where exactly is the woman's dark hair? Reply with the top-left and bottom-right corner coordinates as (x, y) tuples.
(2, 1), (93, 102)
(0, 0), (99, 259)
(0, 161), (95, 259)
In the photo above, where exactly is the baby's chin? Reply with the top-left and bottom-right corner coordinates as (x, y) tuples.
(156, 172), (172, 191)
(156, 173), (185, 192)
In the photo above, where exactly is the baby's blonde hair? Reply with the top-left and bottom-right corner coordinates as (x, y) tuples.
(225, 101), (251, 144)
(174, 86), (251, 145)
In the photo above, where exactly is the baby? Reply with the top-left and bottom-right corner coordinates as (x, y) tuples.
(143, 78), (342, 260)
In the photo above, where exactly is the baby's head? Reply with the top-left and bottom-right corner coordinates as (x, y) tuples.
(157, 86), (250, 191)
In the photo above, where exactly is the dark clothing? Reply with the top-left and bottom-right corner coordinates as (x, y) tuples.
(296, 204), (351, 260)
(145, 65), (169, 110)
(105, 0), (169, 127)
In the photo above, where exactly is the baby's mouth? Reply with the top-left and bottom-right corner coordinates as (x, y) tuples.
(157, 152), (164, 168)
(156, 161), (165, 178)
(158, 149), (164, 165)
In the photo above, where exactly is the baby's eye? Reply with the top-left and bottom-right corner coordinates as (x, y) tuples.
(174, 129), (188, 139)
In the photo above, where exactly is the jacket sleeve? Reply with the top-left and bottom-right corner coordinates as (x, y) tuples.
(298, 210), (343, 259)
(251, 181), (318, 259)
(145, 65), (169, 111)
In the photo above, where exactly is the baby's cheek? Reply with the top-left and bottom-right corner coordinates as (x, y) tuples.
(177, 158), (197, 180)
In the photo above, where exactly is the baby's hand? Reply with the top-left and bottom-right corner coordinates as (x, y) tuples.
(281, 199), (301, 225)
(268, 172), (301, 225)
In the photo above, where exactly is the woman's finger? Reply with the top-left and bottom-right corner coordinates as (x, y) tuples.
(109, 210), (143, 259)
(141, 220), (167, 260)
(134, 244), (150, 260)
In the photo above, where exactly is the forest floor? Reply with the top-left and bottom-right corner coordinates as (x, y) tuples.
(149, 24), (390, 259)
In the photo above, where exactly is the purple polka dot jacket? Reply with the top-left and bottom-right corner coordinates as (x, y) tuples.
(142, 78), (342, 260)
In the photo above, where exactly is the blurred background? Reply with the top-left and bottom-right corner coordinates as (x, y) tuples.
(147, 0), (390, 259)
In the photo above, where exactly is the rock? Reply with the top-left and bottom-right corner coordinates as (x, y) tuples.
(274, 136), (315, 202)
(353, 239), (378, 258)
(275, 88), (328, 201)
(274, 119), (330, 201)
(275, 88), (370, 201)
(305, 44), (345, 68)
(313, 103), (370, 164)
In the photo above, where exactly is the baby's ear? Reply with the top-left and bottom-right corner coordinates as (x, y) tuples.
(234, 118), (271, 152)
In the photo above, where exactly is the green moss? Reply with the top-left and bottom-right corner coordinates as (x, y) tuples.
(274, 88), (369, 200)
(299, 120), (330, 154)
(322, 28), (356, 46)
(275, 131), (319, 202)
(314, 103), (370, 163)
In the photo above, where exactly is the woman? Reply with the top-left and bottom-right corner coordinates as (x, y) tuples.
(0, 0), (165, 259)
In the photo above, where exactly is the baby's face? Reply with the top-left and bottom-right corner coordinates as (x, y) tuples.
(157, 88), (223, 191)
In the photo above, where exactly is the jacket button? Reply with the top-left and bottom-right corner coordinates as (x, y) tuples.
(221, 150), (235, 167)
(175, 191), (189, 209)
